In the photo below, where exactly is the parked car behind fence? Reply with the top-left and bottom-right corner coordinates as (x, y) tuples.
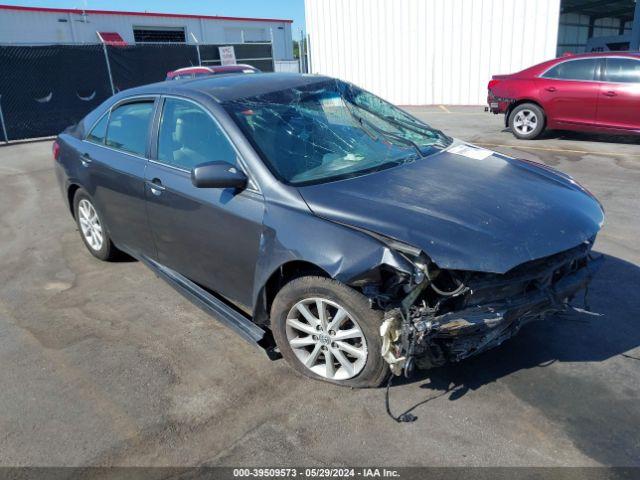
(166, 64), (260, 80)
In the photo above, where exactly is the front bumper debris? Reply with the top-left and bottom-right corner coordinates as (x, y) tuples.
(424, 255), (601, 363)
(380, 243), (602, 375)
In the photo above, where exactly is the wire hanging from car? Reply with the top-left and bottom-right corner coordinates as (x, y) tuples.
(569, 282), (603, 317)
(384, 374), (417, 423)
(568, 255), (603, 317)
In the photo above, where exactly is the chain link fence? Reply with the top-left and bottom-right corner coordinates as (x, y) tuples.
(0, 42), (274, 142)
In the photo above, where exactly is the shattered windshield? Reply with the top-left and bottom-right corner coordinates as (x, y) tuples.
(223, 79), (451, 185)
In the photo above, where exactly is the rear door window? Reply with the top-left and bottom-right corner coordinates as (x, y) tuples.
(542, 59), (598, 81)
(604, 58), (640, 83)
(105, 101), (154, 156)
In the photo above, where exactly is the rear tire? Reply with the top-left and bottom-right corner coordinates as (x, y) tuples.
(509, 103), (545, 140)
(73, 188), (117, 261)
(271, 276), (389, 388)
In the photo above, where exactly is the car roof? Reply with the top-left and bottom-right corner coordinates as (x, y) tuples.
(171, 66), (214, 73)
(123, 72), (333, 103)
(166, 66), (214, 78)
(211, 64), (257, 72)
(554, 51), (640, 60)
(513, 51), (640, 77)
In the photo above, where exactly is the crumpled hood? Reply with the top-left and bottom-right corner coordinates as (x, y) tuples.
(297, 142), (604, 273)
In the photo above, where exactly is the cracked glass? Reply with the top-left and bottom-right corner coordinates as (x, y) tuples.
(224, 79), (451, 185)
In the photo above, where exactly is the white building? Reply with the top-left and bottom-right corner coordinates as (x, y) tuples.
(305, 0), (640, 105)
(0, 4), (294, 61)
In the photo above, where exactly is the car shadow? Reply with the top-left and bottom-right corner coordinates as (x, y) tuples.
(501, 127), (640, 145)
(390, 252), (640, 409)
(542, 130), (640, 145)
(111, 250), (138, 263)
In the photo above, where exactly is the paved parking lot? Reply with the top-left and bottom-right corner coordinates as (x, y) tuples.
(0, 107), (639, 467)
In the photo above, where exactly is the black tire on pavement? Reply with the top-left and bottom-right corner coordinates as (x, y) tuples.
(271, 276), (389, 388)
(72, 188), (117, 261)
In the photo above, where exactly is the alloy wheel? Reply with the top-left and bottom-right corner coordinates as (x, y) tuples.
(513, 109), (538, 135)
(78, 199), (103, 251)
(285, 297), (368, 380)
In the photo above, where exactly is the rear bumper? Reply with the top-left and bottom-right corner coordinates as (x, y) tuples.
(487, 101), (506, 114)
(416, 254), (602, 364)
(487, 90), (511, 114)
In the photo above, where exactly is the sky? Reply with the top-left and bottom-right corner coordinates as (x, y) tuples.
(0, 0), (307, 33)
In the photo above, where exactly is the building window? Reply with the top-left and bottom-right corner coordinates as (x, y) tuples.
(243, 28), (268, 43)
(133, 26), (186, 43)
(224, 27), (268, 43)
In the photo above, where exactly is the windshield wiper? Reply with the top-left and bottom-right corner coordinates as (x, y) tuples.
(382, 115), (450, 147)
(360, 115), (426, 158)
(344, 95), (450, 148)
(352, 112), (379, 142)
(343, 102), (426, 158)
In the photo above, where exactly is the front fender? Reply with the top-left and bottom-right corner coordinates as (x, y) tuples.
(251, 202), (415, 316)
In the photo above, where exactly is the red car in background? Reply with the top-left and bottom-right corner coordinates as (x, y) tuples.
(487, 52), (640, 139)
(166, 64), (260, 80)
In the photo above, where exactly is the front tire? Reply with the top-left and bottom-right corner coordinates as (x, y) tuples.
(509, 103), (545, 140)
(73, 188), (117, 261)
(271, 276), (389, 388)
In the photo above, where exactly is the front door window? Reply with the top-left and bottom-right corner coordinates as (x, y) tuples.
(157, 98), (238, 170)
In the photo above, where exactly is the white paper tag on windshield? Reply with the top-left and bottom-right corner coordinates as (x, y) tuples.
(448, 144), (493, 160)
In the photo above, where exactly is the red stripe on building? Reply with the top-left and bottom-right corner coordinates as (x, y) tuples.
(0, 4), (293, 23)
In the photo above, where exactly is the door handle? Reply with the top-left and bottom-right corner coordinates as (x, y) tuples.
(603, 91), (617, 97)
(146, 178), (165, 195)
(80, 153), (93, 167)
(545, 86), (557, 92)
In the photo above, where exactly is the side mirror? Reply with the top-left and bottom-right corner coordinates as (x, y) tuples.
(191, 161), (248, 190)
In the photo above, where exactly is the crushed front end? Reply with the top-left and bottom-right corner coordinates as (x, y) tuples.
(375, 241), (602, 376)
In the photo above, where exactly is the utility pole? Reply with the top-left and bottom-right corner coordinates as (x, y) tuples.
(299, 29), (305, 73)
(191, 32), (201, 66)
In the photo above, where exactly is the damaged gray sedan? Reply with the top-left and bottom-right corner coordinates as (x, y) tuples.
(54, 73), (604, 387)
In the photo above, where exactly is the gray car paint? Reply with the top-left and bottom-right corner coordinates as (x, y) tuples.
(297, 140), (605, 273)
(54, 73), (604, 320)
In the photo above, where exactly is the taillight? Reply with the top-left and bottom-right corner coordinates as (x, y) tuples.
(52, 140), (60, 161)
(488, 79), (500, 91)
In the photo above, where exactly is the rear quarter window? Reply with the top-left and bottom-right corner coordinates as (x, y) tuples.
(86, 112), (109, 144)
